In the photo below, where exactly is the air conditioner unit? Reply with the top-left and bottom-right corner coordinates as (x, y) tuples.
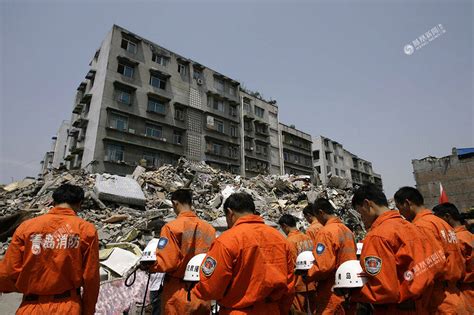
(250, 147), (254, 151)
(197, 78), (203, 85)
(128, 129), (135, 134)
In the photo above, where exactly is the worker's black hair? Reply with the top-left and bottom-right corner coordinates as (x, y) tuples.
(352, 184), (388, 208)
(302, 203), (314, 216)
(394, 186), (424, 206)
(170, 189), (192, 206)
(313, 198), (335, 215)
(147, 218), (166, 234)
(52, 184), (85, 206)
(223, 192), (255, 214)
(432, 203), (463, 223)
(278, 214), (297, 227)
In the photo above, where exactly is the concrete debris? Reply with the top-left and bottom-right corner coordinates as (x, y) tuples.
(0, 158), (366, 255)
(100, 247), (140, 277)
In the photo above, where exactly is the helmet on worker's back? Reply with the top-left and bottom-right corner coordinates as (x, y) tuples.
(183, 253), (207, 282)
(333, 260), (368, 288)
(140, 238), (160, 262)
(295, 251), (315, 271)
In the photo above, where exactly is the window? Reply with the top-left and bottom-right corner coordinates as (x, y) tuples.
(229, 86), (236, 96)
(325, 152), (331, 161)
(213, 99), (225, 112)
(212, 143), (223, 155)
(341, 170), (346, 177)
(215, 119), (224, 133)
(150, 75), (166, 89)
(284, 151), (289, 161)
(229, 105), (237, 117)
(147, 99), (166, 114)
(244, 139), (251, 150)
(313, 150), (320, 160)
(145, 124), (162, 138)
(255, 106), (264, 118)
(175, 108), (185, 121)
(255, 123), (267, 134)
(152, 54), (167, 66)
(117, 63), (134, 78)
(316, 166), (321, 173)
(229, 146), (238, 158)
(334, 155), (338, 163)
(110, 113), (128, 131)
(327, 166), (332, 174)
(107, 144), (124, 162)
(335, 168), (339, 176)
(143, 151), (161, 167)
(173, 131), (182, 145)
(121, 38), (137, 54)
(193, 69), (202, 80)
(243, 98), (251, 112)
(230, 125), (238, 137)
(244, 120), (252, 131)
(117, 90), (132, 105)
(214, 78), (224, 91)
(178, 63), (187, 76)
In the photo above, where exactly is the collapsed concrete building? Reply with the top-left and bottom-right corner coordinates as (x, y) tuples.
(412, 147), (474, 212)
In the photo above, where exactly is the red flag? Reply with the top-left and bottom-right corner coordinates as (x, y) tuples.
(439, 183), (449, 204)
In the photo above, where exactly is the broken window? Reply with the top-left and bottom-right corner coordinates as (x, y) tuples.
(178, 63), (187, 76)
(110, 113), (128, 131)
(313, 150), (320, 160)
(117, 63), (134, 78)
(121, 38), (137, 54)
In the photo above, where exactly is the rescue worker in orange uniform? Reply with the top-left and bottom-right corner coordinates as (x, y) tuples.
(306, 198), (357, 315)
(433, 202), (473, 306)
(0, 184), (99, 315)
(304, 203), (323, 243)
(344, 184), (444, 315)
(142, 189), (215, 315)
(278, 214), (316, 313)
(394, 187), (471, 314)
(193, 192), (295, 314)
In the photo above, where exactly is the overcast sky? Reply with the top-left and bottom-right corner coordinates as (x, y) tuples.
(0, 0), (472, 197)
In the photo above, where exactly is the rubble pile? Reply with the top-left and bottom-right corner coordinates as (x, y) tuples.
(0, 158), (365, 254)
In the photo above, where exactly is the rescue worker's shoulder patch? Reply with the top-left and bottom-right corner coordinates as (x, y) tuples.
(157, 237), (168, 249)
(202, 256), (217, 277)
(316, 243), (325, 255)
(364, 256), (382, 276)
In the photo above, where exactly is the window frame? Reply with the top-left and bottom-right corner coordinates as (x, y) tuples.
(150, 74), (167, 90)
(145, 124), (163, 138)
(121, 38), (137, 54)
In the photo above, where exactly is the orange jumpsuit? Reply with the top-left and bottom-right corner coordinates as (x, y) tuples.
(287, 229), (316, 313)
(455, 225), (474, 306)
(193, 214), (295, 315)
(150, 210), (215, 315)
(0, 207), (99, 315)
(413, 209), (471, 314)
(307, 217), (357, 315)
(306, 220), (324, 243)
(352, 210), (443, 315)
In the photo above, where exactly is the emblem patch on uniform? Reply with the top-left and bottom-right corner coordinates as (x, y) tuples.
(316, 243), (325, 255)
(157, 237), (168, 249)
(202, 256), (217, 277)
(364, 256), (382, 276)
(404, 270), (414, 281)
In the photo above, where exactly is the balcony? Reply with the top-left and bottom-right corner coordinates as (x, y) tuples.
(73, 103), (85, 114)
(72, 114), (89, 128)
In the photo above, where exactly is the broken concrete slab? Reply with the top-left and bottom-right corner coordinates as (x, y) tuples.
(94, 175), (146, 207)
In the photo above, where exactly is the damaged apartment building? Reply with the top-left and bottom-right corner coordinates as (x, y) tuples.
(312, 136), (383, 189)
(41, 25), (315, 178)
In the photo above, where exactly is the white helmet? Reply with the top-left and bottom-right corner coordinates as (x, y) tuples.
(333, 260), (368, 289)
(140, 238), (159, 262)
(356, 243), (363, 256)
(295, 251), (315, 271)
(183, 253), (207, 282)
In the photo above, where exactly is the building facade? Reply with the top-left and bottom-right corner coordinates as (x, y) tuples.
(240, 90), (282, 177)
(40, 120), (70, 175)
(312, 135), (383, 189)
(64, 25), (242, 175)
(279, 123), (313, 176)
(412, 148), (474, 212)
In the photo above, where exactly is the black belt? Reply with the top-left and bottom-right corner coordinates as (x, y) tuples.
(375, 300), (416, 311)
(24, 288), (81, 302)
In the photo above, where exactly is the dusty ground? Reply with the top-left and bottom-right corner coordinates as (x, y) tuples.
(0, 292), (22, 314)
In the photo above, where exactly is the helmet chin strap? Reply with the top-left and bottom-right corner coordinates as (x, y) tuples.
(186, 282), (196, 302)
